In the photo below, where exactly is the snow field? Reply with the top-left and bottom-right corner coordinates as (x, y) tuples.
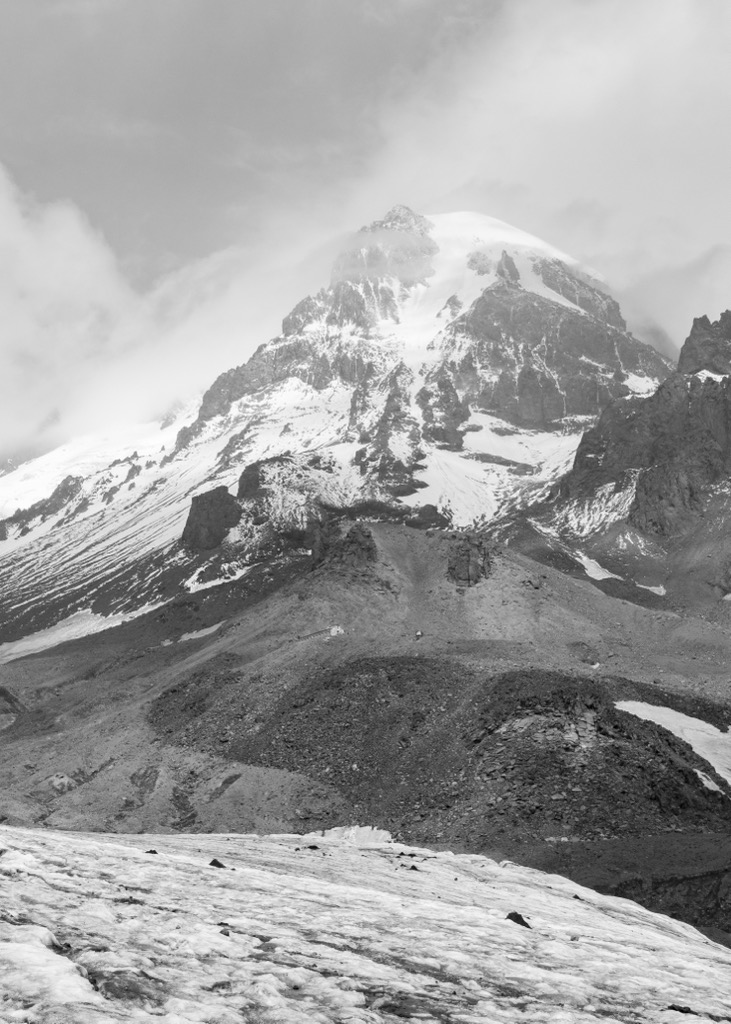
(1, 825), (731, 1022)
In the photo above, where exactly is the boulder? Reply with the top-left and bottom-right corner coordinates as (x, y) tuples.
(182, 486), (242, 550)
(448, 533), (492, 586)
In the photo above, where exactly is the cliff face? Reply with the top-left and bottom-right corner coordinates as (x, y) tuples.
(677, 310), (731, 375)
(505, 308), (731, 608)
(169, 206), (669, 527)
(176, 213), (668, 455)
(564, 372), (731, 535)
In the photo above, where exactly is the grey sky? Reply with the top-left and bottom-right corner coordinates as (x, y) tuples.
(0, 0), (730, 457)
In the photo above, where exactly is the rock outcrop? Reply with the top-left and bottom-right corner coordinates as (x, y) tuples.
(447, 532), (493, 585)
(182, 487), (242, 551)
(677, 310), (731, 375)
(557, 311), (731, 536)
(440, 274), (667, 430)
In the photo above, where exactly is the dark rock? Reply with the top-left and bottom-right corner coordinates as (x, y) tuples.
(209, 858), (226, 868)
(306, 515), (342, 567)
(405, 504), (451, 530)
(91, 970), (165, 1003)
(182, 486), (242, 551)
(6, 475), (84, 531)
(677, 310), (731, 375)
(496, 250), (521, 284)
(534, 258), (627, 329)
(561, 370), (731, 535)
(417, 371), (470, 449)
(447, 533), (492, 586)
(326, 523), (378, 569)
(237, 461), (266, 501)
(506, 911), (531, 928)
(442, 278), (668, 429)
(282, 294), (328, 336)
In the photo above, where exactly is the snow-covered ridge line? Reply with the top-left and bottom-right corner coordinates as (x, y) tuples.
(2, 823), (731, 1022)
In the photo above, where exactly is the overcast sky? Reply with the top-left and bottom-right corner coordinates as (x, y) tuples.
(1, 0), (730, 458)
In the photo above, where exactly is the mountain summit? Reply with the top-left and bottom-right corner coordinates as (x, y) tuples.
(0, 206), (669, 640)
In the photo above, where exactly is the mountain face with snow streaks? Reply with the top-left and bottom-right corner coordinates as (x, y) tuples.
(0, 206), (670, 640)
(510, 309), (731, 606)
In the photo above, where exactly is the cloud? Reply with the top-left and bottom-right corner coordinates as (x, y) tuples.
(0, 163), (334, 461)
(620, 246), (731, 355)
(338, 0), (731, 346)
(0, 166), (139, 458)
(2, 0), (731, 461)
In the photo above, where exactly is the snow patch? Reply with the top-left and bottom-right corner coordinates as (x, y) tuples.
(637, 583), (666, 596)
(694, 369), (729, 383)
(575, 552), (622, 581)
(617, 701), (731, 787)
(623, 372), (660, 396)
(696, 769), (722, 793)
(184, 564), (251, 593)
(178, 623), (224, 642)
(0, 603), (164, 664)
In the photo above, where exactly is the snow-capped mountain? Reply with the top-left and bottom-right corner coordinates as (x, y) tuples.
(0, 206), (670, 642)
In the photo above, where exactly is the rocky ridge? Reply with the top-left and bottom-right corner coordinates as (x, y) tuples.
(512, 308), (731, 607)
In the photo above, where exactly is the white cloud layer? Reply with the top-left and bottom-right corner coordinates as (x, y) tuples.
(0, 168), (335, 459)
(0, 0), (729, 458)
(340, 0), (731, 348)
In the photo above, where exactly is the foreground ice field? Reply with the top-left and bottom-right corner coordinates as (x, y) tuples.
(1, 825), (731, 1022)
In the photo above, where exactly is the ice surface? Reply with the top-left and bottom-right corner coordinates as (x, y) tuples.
(1, 823), (731, 1022)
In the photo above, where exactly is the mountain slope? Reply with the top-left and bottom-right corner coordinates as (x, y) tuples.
(512, 309), (731, 608)
(0, 206), (669, 643)
(5, 521), (731, 942)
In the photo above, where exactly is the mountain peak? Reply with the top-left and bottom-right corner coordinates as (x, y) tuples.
(0, 204), (671, 641)
(678, 309), (731, 375)
(361, 204), (433, 236)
